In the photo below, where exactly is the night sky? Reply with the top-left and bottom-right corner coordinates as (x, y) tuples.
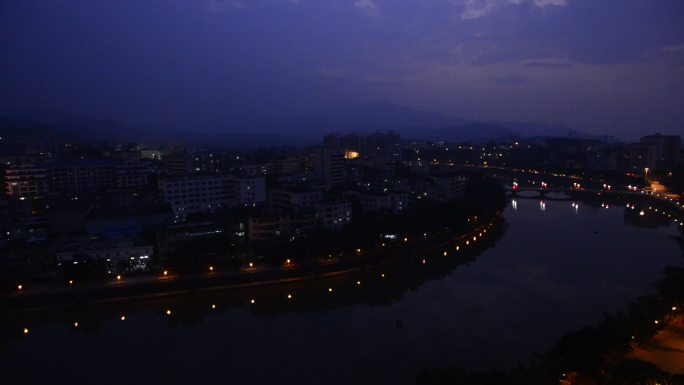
(2, 0), (683, 138)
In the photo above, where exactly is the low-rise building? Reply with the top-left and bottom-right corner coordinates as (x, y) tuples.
(315, 200), (352, 230)
(270, 186), (323, 210)
(352, 191), (408, 213)
(56, 238), (153, 272)
(232, 176), (266, 207)
(159, 175), (232, 220)
(248, 211), (317, 243)
(433, 174), (466, 202)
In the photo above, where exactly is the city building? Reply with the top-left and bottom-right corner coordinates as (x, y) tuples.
(315, 200), (352, 231)
(247, 211), (317, 243)
(159, 175), (232, 220)
(56, 238), (153, 272)
(639, 133), (681, 170)
(433, 174), (466, 202)
(351, 191), (408, 213)
(628, 143), (657, 173)
(307, 147), (346, 190)
(269, 186), (323, 211)
(4, 159), (150, 198)
(4, 164), (50, 197)
(232, 176), (267, 207)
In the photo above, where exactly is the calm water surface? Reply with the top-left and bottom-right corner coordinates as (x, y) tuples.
(2, 199), (682, 384)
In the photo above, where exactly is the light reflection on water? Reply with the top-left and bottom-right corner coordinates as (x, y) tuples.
(1, 199), (682, 385)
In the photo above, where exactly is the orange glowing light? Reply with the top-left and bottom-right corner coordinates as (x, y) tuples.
(344, 150), (360, 160)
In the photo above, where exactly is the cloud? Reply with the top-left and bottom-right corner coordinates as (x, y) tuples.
(354, 0), (380, 16)
(661, 44), (684, 53)
(520, 58), (574, 68)
(460, 0), (568, 20)
(533, 0), (567, 6)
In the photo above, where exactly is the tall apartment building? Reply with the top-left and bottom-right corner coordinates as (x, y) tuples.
(307, 148), (345, 190)
(640, 133), (681, 170)
(628, 144), (658, 172)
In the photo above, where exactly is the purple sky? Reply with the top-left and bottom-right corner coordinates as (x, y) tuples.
(1, 0), (683, 138)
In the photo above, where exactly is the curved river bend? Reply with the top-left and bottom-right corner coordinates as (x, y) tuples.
(1, 198), (682, 384)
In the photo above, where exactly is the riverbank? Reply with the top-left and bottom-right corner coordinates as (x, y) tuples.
(0, 215), (503, 314)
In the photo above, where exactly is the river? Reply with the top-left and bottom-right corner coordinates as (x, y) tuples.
(1, 197), (682, 384)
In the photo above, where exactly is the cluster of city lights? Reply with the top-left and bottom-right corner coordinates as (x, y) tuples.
(17, 221), (497, 337)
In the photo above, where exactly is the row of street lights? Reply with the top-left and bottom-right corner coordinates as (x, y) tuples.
(18, 221), (496, 337)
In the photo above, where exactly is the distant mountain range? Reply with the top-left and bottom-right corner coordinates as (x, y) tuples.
(0, 102), (592, 150)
